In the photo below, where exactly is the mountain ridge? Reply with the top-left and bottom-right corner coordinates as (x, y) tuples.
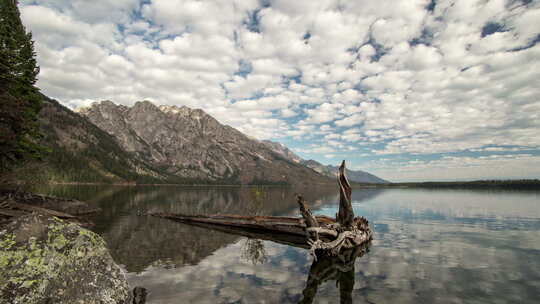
(13, 95), (174, 184)
(301, 159), (389, 184)
(15, 96), (386, 185)
(77, 100), (331, 185)
(260, 140), (389, 184)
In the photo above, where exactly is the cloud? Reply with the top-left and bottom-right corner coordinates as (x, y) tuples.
(20, 0), (540, 180)
(294, 145), (336, 154)
(363, 154), (540, 182)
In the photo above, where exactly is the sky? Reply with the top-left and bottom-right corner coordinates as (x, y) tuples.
(19, 0), (540, 182)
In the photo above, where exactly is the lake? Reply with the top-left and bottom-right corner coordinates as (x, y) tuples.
(36, 185), (540, 303)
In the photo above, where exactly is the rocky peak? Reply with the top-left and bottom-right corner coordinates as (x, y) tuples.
(79, 100), (330, 184)
(159, 104), (187, 115)
(132, 100), (160, 111)
(262, 140), (303, 163)
(99, 99), (116, 107)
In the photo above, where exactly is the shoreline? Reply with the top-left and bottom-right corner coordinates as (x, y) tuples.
(20, 179), (540, 191)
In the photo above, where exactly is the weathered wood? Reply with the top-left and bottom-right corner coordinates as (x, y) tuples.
(9, 202), (76, 219)
(0, 196), (95, 228)
(170, 219), (313, 249)
(0, 208), (27, 217)
(297, 195), (319, 228)
(297, 194), (322, 241)
(337, 160), (354, 228)
(150, 160), (373, 256)
(1, 198), (77, 218)
(150, 213), (337, 238)
(0, 190), (101, 216)
(152, 212), (372, 247)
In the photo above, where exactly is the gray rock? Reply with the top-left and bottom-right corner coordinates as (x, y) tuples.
(19, 95), (170, 184)
(0, 214), (130, 304)
(261, 140), (303, 163)
(79, 100), (331, 185)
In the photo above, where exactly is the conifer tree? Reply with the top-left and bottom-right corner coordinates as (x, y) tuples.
(0, 0), (42, 172)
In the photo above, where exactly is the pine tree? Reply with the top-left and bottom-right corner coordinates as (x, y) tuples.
(0, 0), (42, 173)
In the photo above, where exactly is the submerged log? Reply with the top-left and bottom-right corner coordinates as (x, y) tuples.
(150, 160), (373, 255)
(149, 213), (337, 239)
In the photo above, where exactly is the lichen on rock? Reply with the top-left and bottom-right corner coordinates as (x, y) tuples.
(0, 213), (130, 304)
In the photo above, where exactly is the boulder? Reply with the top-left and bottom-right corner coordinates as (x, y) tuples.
(0, 213), (130, 304)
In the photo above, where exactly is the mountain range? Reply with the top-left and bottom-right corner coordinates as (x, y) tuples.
(261, 141), (389, 184)
(16, 96), (388, 185)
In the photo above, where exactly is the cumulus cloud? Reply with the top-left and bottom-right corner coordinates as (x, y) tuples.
(20, 0), (540, 181)
(364, 154), (540, 182)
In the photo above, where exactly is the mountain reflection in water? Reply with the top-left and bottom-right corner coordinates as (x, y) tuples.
(34, 185), (540, 303)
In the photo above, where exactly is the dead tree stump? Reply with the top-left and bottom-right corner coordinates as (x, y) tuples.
(298, 160), (372, 258)
(149, 160), (373, 258)
(337, 160), (354, 229)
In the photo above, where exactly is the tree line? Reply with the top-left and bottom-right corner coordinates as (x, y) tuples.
(0, 0), (42, 173)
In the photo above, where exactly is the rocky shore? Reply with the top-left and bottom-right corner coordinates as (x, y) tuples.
(0, 190), (101, 228)
(0, 191), (145, 304)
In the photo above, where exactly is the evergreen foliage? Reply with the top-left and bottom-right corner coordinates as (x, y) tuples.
(0, 0), (42, 173)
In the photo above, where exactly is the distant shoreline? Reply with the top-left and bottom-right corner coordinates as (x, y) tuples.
(27, 179), (540, 190)
(352, 179), (540, 190)
(34, 182), (335, 187)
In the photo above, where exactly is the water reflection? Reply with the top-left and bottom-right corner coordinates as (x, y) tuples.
(35, 185), (355, 271)
(34, 185), (540, 303)
(299, 245), (370, 304)
(241, 238), (268, 265)
(335, 189), (540, 303)
(179, 210), (372, 304)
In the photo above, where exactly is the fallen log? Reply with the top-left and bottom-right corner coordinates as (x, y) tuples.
(0, 193), (95, 228)
(0, 208), (27, 218)
(150, 213), (341, 245)
(150, 160), (373, 256)
(8, 201), (77, 219)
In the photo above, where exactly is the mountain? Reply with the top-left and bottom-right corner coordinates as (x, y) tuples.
(261, 140), (303, 163)
(261, 141), (389, 184)
(15, 96), (380, 185)
(301, 159), (389, 184)
(13, 95), (175, 184)
(77, 100), (331, 185)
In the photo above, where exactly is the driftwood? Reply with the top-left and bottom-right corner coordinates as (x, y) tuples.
(7, 201), (76, 218)
(0, 191), (96, 227)
(150, 160), (372, 256)
(337, 161), (354, 228)
(149, 213), (333, 235)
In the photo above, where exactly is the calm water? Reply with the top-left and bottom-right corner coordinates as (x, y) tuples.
(36, 185), (540, 303)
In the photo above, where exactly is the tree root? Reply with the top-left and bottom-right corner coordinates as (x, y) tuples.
(300, 161), (373, 259)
